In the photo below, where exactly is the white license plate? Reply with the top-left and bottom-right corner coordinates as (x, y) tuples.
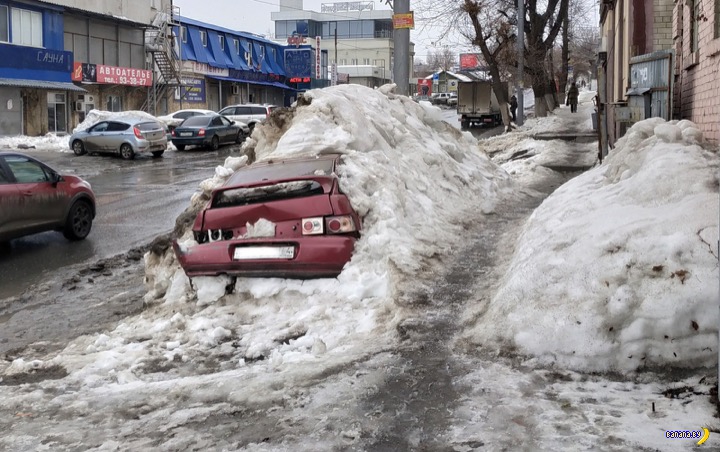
(233, 246), (294, 260)
(180, 132), (192, 137)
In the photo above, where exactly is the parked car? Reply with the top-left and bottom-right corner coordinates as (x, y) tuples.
(0, 152), (96, 242)
(173, 153), (361, 278)
(217, 104), (277, 132)
(447, 93), (458, 107)
(69, 116), (167, 160)
(156, 109), (216, 129)
(430, 92), (454, 105)
(171, 114), (247, 151)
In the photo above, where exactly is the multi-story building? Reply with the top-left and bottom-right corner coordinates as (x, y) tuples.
(271, 0), (414, 89)
(170, 17), (294, 112)
(596, 0), (720, 150)
(0, 0), (173, 136)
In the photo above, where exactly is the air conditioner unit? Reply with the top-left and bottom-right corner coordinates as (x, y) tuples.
(75, 101), (84, 112)
(85, 95), (95, 103)
(231, 85), (240, 95)
(77, 95), (85, 102)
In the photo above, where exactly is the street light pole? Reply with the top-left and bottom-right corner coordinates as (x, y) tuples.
(393, 0), (410, 96)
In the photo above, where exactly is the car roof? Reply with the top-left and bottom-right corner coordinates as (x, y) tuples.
(96, 116), (161, 125)
(221, 103), (277, 108)
(223, 153), (340, 187)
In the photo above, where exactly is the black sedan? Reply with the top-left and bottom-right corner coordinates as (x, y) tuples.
(171, 114), (249, 151)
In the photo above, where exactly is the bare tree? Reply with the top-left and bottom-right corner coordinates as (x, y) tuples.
(427, 48), (458, 71)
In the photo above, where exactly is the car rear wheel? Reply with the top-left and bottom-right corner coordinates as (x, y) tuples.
(236, 132), (244, 144)
(209, 135), (220, 151)
(63, 200), (93, 241)
(72, 140), (86, 156)
(175, 144), (186, 151)
(120, 144), (135, 160)
(152, 150), (164, 158)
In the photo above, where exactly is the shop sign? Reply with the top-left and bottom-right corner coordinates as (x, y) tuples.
(393, 12), (414, 29)
(72, 63), (152, 86)
(284, 49), (313, 78)
(181, 61), (229, 77)
(175, 77), (205, 102)
(0, 45), (73, 79)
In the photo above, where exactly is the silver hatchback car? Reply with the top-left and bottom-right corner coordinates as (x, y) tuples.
(69, 116), (168, 160)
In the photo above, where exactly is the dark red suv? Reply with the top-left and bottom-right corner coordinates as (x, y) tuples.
(173, 154), (361, 278)
(0, 152), (96, 243)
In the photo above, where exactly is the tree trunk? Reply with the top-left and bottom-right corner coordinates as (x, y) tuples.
(559, 13), (569, 105)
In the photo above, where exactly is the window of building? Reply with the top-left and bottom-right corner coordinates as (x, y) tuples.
(245, 50), (252, 67)
(180, 26), (187, 43)
(351, 58), (358, 65)
(219, 35), (224, 50)
(323, 21), (337, 38)
(363, 58), (370, 65)
(106, 95), (122, 112)
(259, 45), (264, 60)
(11, 7), (42, 47)
(234, 38), (240, 54)
(374, 59), (385, 68)
(340, 59), (347, 65)
(0, 6), (8, 42)
(47, 92), (66, 134)
(200, 30), (207, 47)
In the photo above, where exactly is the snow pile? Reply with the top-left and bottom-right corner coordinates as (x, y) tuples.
(464, 117), (720, 372)
(73, 109), (163, 133)
(0, 133), (69, 152)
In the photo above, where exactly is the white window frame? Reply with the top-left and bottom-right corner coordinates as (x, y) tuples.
(245, 50), (252, 67)
(351, 58), (358, 65)
(199, 30), (207, 47)
(180, 26), (187, 43)
(11, 7), (42, 47)
(219, 35), (224, 50)
(363, 58), (370, 65)
(233, 38), (240, 55)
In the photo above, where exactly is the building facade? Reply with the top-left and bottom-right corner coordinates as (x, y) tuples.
(271, 0), (413, 89)
(168, 17), (295, 113)
(597, 0), (720, 150)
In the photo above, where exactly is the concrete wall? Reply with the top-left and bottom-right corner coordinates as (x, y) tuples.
(45, 0), (171, 24)
(0, 88), (23, 136)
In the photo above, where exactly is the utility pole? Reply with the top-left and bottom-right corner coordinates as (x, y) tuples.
(393, 0), (410, 96)
(516, 0), (525, 125)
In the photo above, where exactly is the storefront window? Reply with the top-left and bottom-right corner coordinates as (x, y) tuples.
(106, 95), (122, 112)
(47, 93), (66, 133)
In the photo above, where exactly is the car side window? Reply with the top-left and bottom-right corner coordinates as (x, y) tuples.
(0, 163), (10, 184)
(5, 157), (49, 183)
(176, 111), (193, 119)
(220, 116), (231, 126)
(219, 107), (235, 116)
(237, 107), (252, 115)
(250, 106), (265, 115)
(211, 117), (223, 126)
(107, 122), (129, 132)
(90, 122), (109, 133)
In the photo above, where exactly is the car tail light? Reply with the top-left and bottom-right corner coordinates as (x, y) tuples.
(133, 127), (143, 139)
(301, 217), (324, 235)
(171, 129), (176, 137)
(325, 215), (356, 234)
(198, 128), (206, 137)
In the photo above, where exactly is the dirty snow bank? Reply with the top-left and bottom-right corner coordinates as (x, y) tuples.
(463, 117), (720, 372)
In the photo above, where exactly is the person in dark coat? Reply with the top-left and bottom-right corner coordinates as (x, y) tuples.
(509, 95), (518, 121)
(567, 82), (579, 113)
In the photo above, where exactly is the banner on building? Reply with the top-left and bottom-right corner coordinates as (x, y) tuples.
(72, 62), (152, 86)
(417, 79), (432, 96)
(175, 77), (205, 103)
(285, 48), (313, 78)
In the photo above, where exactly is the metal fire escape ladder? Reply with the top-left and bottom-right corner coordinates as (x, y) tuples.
(143, 5), (182, 114)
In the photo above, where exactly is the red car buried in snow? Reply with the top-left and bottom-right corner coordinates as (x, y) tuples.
(173, 154), (361, 278)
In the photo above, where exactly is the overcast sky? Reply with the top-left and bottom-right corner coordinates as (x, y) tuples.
(173, 0), (441, 61)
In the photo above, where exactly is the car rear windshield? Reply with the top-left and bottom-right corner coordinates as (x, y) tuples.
(225, 157), (336, 186)
(136, 122), (162, 131)
(182, 116), (212, 126)
(213, 180), (324, 208)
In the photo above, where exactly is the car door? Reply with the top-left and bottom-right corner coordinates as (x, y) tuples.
(218, 106), (238, 122)
(84, 121), (110, 151)
(0, 158), (22, 239)
(218, 116), (235, 142)
(209, 116), (226, 142)
(2, 155), (67, 235)
(105, 121), (130, 153)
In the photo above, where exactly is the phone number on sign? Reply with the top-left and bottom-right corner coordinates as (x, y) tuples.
(666, 430), (702, 439)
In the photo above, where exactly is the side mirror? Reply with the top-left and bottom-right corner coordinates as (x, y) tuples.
(51, 172), (63, 186)
(231, 120), (236, 125)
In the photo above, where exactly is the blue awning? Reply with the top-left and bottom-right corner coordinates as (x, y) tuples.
(252, 42), (269, 74)
(225, 34), (249, 70)
(207, 74), (296, 91)
(206, 30), (228, 68)
(265, 45), (286, 77)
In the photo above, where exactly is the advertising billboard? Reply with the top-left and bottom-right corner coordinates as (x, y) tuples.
(417, 79), (432, 96)
(459, 53), (482, 70)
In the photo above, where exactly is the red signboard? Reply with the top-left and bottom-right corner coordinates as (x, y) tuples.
(393, 12), (414, 29)
(290, 77), (311, 83)
(459, 53), (481, 70)
(72, 62), (152, 86)
(417, 79), (432, 96)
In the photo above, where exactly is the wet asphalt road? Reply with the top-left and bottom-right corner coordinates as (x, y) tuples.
(0, 145), (244, 300)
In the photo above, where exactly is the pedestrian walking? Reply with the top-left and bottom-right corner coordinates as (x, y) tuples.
(566, 82), (579, 113)
(509, 95), (518, 122)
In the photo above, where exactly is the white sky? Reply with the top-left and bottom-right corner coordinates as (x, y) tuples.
(0, 86), (718, 450)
